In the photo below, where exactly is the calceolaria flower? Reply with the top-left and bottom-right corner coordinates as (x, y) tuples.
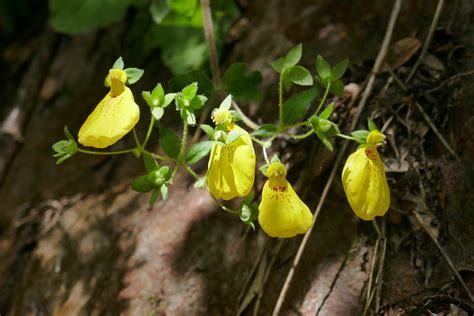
(258, 162), (313, 238)
(78, 68), (140, 148)
(207, 108), (256, 200)
(342, 130), (390, 220)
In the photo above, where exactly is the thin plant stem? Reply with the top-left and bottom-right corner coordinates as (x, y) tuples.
(132, 128), (141, 150)
(314, 81), (331, 116)
(141, 116), (155, 149)
(172, 121), (189, 178)
(232, 100), (259, 130)
(183, 163), (200, 181)
(272, 1), (402, 314)
(262, 147), (270, 164)
(201, 0), (221, 88)
(285, 121), (309, 130)
(77, 148), (137, 155)
(150, 152), (173, 162)
(250, 135), (269, 148)
(336, 133), (356, 141)
(219, 203), (239, 214)
(285, 129), (313, 140)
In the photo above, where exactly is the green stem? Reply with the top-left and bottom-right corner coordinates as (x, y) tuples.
(150, 152), (173, 162)
(171, 121), (189, 178)
(77, 148), (137, 155)
(286, 129), (313, 140)
(314, 81), (331, 116)
(141, 116), (155, 150)
(219, 203), (239, 214)
(132, 128), (141, 150)
(250, 135), (269, 148)
(335, 133), (356, 141)
(284, 121), (310, 130)
(183, 163), (200, 181)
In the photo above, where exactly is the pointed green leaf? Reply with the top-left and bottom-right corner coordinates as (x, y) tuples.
(319, 103), (334, 120)
(163, 93), (176, 108)
(151, 83), (165, 101)
(169, 70), (213, 97)
(329, 79), (344, 96)
(143, 152), (159, 173)
(150, 0), (170, 24)
(316, 55), (331, 79)
(124, 68), (144, 84)
(182, 82), (198, 99)
(287, 66), (313, 86)
(282, 87), (319, 125)
(271, 57), (286, 73)
(222, 63), (262, 101)
(251, 124), (278, 138)
(160, 185), (168, 200)
(185, 141), (214, 165)
(219, 95), (232, 110)
(285, 43), (302, 67)
(368, 118), (378, 131)
(200, 124), (215, 140)
(331, 58), (349, 80)
(149, 188), (160, 206)
(112, 57), (124, 70)
(351, 130), (370, 144)
(159, 127), (181, 159)
(225, 129), (243, 144)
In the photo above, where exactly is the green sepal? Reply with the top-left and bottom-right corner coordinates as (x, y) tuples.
(152, 107), (164, 121)
(194, 176), (207, 189)
(124, 68), (144, 85)
(219, 94), (232, 110)
(351, 130), (370, 144)
(143, 151), (159, 173)
(52, 126), (77, 165)
(112, 57), (124, 70)
(225, 129), (243, 144)
(182, 82), (198, 99)
(331, 58), (349, 80)
(271, 43), (302, 73)
(319, 103), (334, 120)
(368, 118), (378, 131)
(316, 55), (331, 79)
(160, 185), (168, 200)
(200, 124), (215, 140)
(149, 188), (160, 206)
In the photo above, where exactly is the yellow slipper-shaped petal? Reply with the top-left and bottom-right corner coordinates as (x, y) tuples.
(207, 125), (256, 200)
(78, 69), (140, 148)
(342, 131), (390, 220)
(258, 162), (313, 238)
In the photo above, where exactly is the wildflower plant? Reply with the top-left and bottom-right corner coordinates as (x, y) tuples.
(53, 43), (391, 238)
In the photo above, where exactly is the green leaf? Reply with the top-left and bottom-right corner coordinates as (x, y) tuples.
(169, 70), (213, 97)
(149, 188), (161, 206)
(143, 152), (159, 172)
(285, 43), (303, 66)
(112, 57), (124, 70)
(318, 119), (332, 132)
(351, 130), (370, 144)
(48, 0), (135, 34)
(151, 83), (165, 102)
(331, 58), (349, 80)
(182, 82), (198, 99)
(152, 107), (165, 121)
(189, 95), (207, 110)
(159, 127), (181, 159)
(150, 0), (171, 24)
(271, 57), (286, 73)
(319, 103), (334, 120)
(329, 79), (344, 96)
(230, 110), (241, 122)
(251, 124), (278, 138)
(219, 94), (232, 110)
(316, 55), (331, 79)
(315, 131), (333, 151)
(142, 91), (157, 108)
(124, 68), (144, 85)
(225, 129), (243, 144)
(200, 124), (215, 140)
(259, 164), (269, 177)
(222, 63), (263, 102)
(287, 66), (313, 86)
(368, 118), (378, 131)
(64, 126), (75, 140)
(132, 175), (154, 193)
(243, 191), (255, 206)
(163, 93), (176, 108)
(282, 87), (319, 125)
(185, 141), (213, 165)
(270, 155), (281, 163)
(181, 108), (196, 125)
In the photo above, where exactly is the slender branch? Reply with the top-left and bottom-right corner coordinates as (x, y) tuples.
(406, 0), (445, 83)
(183, 163), (200, 180)
(278, 72), (284, 129)
(132, 128), (141, 150)
(141, 116), (155, 149)
(151, 152), (173, 162)
(272, 1), (403, 314)
(314, 81), (331, 116)
(77, 148), (137, 155)
(172, 121), (189, 178)
(336, 133), (356, 141)
(285, 129), (313, 139)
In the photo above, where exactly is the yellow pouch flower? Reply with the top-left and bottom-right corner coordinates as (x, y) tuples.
(78, 69), (140, 148)
(258, 162), (313, 238)
(342, 130), (390, 220)
(207, 124), (256, 200)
